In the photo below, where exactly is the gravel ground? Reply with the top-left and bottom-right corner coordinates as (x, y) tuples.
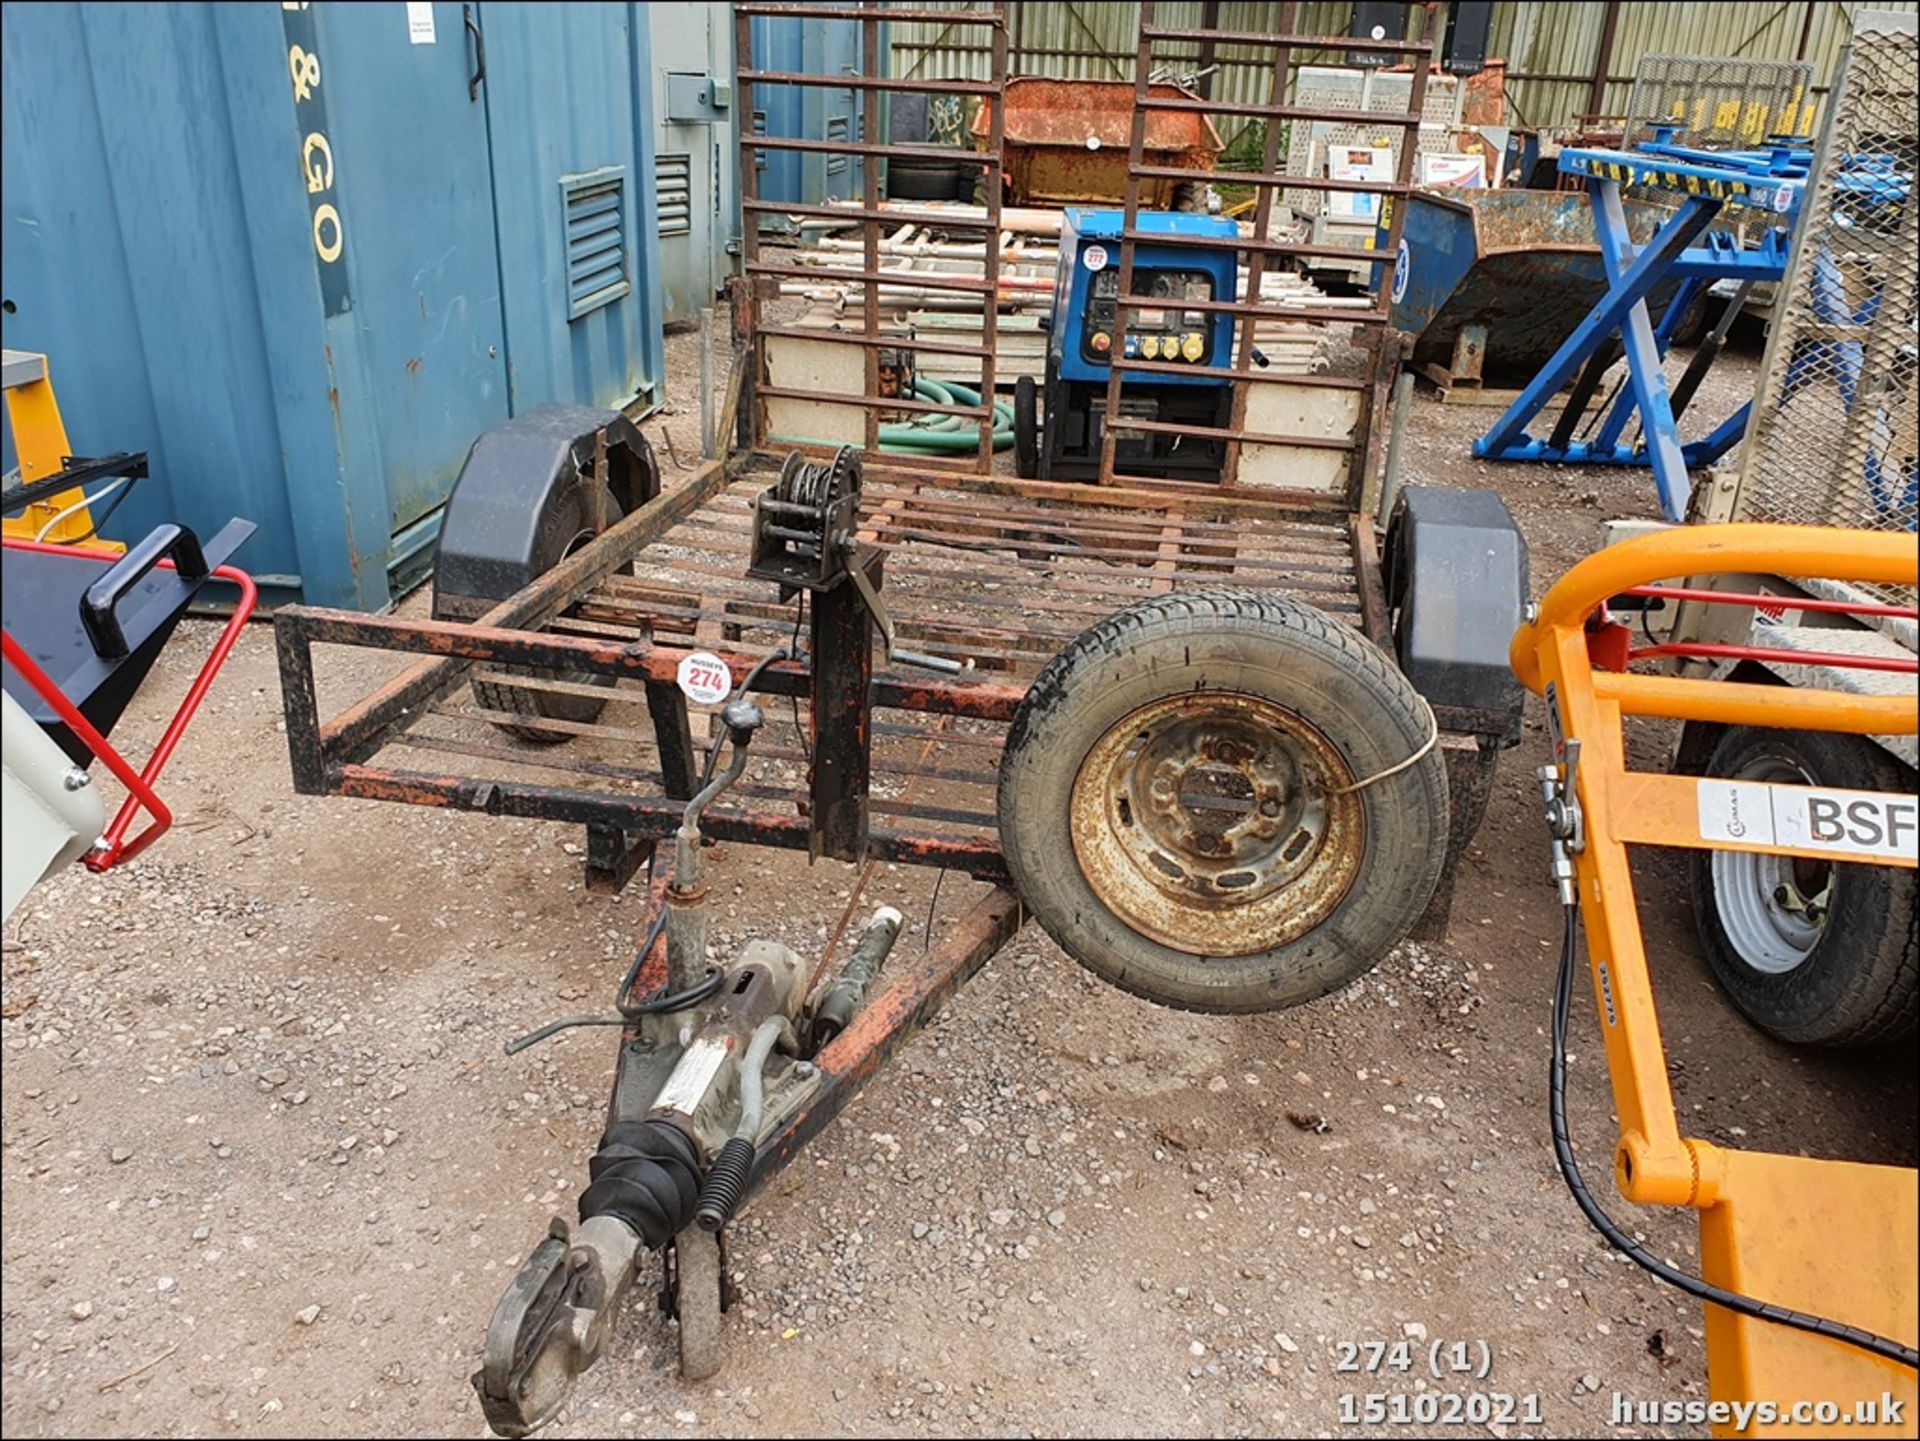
(3, 328), (1913, 1439)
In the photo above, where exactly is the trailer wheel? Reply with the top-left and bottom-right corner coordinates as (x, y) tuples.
(1691, 726), (1916, 1047)
(672, 1228), (724, 1381)
(458, 479), (622, 745)
(998, 590), (1448, 1013)
(1013, 375), (1040, 479)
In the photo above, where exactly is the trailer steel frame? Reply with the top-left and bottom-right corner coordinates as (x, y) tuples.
(276, 453), (1512, 886)
(277, 0), (1511, 1158)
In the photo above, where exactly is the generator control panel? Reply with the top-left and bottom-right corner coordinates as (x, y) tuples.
(1080, 268), (1217, 366)
(1052, 208), (1240, 387)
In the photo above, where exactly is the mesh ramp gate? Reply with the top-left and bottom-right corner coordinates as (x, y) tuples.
(1730, 11), (1918, 592)
(735, 3), (1009, 475)
(1099, 2), (1430, 496)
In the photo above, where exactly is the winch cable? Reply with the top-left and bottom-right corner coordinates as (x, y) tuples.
(804, 709), (956, 998)
(1549, 903), (1919, 1371)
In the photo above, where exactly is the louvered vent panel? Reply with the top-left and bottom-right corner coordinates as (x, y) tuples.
(656, 152), (692, 237)
(561, 167), (629, 320)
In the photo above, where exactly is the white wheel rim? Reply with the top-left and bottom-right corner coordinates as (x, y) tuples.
(1710, 754), (1830, 975)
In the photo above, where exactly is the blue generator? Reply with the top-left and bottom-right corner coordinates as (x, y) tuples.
(1015, 208), (1241, 483)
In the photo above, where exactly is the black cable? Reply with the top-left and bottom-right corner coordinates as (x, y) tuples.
(515, 626), (805, 1046)
(733, 643), (790, 706)
(924, 867), (946, 954)
(607, 637), (796, 1019)
(511, 967), (726, 1054)
(1550, 904), (1919, 1371)
(614, 903), (677, 1020)
(55, 479), (136, 545)
(788, 590), (813, 770)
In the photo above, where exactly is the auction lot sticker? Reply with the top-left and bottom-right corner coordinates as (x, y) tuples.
(676, 651), (732, 706)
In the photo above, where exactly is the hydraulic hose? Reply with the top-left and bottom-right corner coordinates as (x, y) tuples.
(693, 1015), (793, 1231)
(1549, 905), (1919, 1371)
(773, 379), (1013, 457)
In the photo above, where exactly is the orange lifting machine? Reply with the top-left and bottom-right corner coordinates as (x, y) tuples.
(1512, 524), (1917, 1435)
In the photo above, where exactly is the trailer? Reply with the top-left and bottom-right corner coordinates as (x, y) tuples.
(1646, 13), (1918, 1049)
(272, 6), (1531, 1434)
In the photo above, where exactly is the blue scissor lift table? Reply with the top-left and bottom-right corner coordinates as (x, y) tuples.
(1473, 128), (1813, 521)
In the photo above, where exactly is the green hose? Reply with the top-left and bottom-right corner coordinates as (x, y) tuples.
(767, 378), (1016, 455)
(877, 378), (1014, 455)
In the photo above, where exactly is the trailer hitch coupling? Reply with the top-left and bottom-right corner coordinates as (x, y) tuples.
(471, 1212), (642, 1438)
(474, 674), (902, 1435)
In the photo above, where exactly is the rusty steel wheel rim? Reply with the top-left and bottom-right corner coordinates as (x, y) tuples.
(1068, 693), (1365, 957)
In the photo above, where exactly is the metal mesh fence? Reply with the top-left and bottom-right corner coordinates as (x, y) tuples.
(1623, 53), (1816, 151)
(1732, 14), (1917, 603)
(1283, 68), (1460, 218)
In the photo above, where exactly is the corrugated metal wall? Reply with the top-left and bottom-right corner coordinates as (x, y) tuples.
(1488, 1), (1915, 125)
(887, 1), (1918, 136)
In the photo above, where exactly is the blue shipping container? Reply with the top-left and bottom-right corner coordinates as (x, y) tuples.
(1, 1), (668, 611)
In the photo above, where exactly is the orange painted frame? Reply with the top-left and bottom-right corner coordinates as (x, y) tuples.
(1511, 524), (1917, 1435)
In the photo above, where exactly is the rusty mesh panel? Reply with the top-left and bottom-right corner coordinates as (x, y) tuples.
(1622, 53), (1817, 151)
(1732, 17), (1917, 604)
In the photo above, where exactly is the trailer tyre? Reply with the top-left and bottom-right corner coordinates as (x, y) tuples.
(1013, 375), (1040, 478)
(1691, 726), (1916, 1047)
(454, 479), (622, 745)
(998, 589), (1448, 1013)
(886, 158), (965, 202)
(673, 1227), (725, 1381)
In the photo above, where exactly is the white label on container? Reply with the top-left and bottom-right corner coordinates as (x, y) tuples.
(654, 1036), (733, 1116)
(406, 2), (436, 44)
(1082, 244), (1109, 271)
(676, 651), (732, 706)
(1697, 779), (1919, 863)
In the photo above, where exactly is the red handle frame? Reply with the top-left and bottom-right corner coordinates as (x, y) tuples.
(2, 536), (257, 871)
(1612, 582), (1919, 673)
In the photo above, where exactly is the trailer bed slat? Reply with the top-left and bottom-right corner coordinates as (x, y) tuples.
(282, 453), (1435, 877)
